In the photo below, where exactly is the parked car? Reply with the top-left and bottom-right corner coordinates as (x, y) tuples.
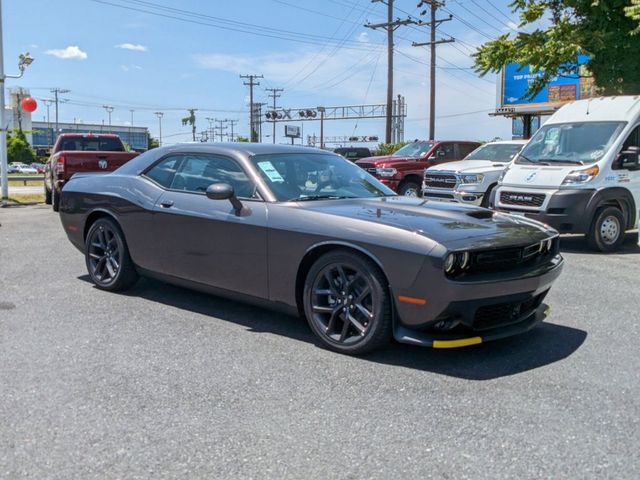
(334, 147), (372, 162)
(59, 143), (563, 355)
(355, 140), (481, 196)
(8, 162), (37, 174)
(493, 96), (640, 252)
(423, 140), (526, 207)
(31, 163), (46, 173)
(44, 133), (139, 212)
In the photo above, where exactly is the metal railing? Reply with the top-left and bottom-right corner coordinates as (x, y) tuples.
(1, 175), (44, 185)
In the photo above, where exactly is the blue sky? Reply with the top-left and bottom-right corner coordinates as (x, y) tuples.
(5, 0), (520, 145)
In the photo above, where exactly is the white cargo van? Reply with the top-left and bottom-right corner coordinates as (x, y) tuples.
(494, 96), (640, 251)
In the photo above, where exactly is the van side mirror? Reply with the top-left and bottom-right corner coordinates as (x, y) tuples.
(620, 146), (640, 171)
(206, 183), (247, 215)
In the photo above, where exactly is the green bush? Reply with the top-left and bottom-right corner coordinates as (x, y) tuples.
(374, 141), (410, 156)
(7, 129), (36, 164)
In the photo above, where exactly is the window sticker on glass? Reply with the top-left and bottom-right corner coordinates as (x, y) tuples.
(257, 161), (285, 182)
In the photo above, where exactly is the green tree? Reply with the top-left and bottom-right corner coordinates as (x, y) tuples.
(148, 136), (160, 150)
(181, 109), (197, 142)
(7, 129), (36, 164)
(375, 141), (410, 156)
(236, 136), (250, 142)
(474, 0), (640, 96)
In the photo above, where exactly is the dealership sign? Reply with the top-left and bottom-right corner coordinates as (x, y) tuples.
(284, 125), (301, 138)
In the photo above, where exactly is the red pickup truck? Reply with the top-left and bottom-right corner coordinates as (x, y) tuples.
(45, 133), (139, 211)
(355, 140), (481, 196)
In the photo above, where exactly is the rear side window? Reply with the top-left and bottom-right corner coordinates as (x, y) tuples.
(145, 156), (182, 188)
(434, 143), (456, 160)
(458, 143), (478, 158)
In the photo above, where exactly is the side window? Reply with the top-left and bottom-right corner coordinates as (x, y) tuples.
(614, 125), (640, 170)
(434, 143), (455, 160)
(145, 156), (182, 188)
(170, 154), (256, 198)
(458, 143), (477, 159)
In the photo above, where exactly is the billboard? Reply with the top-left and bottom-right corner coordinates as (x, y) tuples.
(499, 55), (596, 113)
(284, 125), (301, 138)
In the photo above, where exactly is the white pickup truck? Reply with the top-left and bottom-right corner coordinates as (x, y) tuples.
(422, 140), (526, 207)
(493, 96), (640, 252)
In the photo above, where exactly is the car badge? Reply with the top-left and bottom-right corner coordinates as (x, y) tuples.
(525, 171), (537, 183)
(98, 159), (108, 169)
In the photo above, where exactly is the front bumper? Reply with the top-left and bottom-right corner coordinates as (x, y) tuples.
(496, 188), (595, 234)
(392, 254), (563, 347)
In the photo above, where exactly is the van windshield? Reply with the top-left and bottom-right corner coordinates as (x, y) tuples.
(517, 122), (626, 165)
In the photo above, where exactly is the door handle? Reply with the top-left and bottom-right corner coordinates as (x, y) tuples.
(160, 200), (174, 208)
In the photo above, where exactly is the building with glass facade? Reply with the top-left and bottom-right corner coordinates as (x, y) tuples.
(30, 121), (149, 152)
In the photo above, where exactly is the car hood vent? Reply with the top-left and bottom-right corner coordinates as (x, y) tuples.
(466, 210), (494, 219)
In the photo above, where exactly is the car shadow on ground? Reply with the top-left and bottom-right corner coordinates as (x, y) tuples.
(78, 275), (587, 381)
(559, 232), (640, 254)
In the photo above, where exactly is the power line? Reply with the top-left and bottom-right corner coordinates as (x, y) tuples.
(468, 0), (518, 32)
(240, 74), (263, 142)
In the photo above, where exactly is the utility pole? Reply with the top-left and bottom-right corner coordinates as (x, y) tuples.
(240, 74), (263, 142)
(102, 105), (114, 131)
(42, 99), (53, 149)
(205, 117), (215, 142)
(413, 1), (453, 140)
(227, 119), (238, 142)
(365, 0), (413, 144)
(129, 109), (134, 147)
(265, 87), (283, 144)
(214, 118), (228, 142)
(50, 87), (70, 141)
(154, 111), (163, 146)
(317, 106), (326, 149)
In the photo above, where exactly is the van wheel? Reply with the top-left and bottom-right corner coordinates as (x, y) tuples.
(44, 185), (52, 205)
(587, 206), (625, 252)
(398, 181), (420, 197)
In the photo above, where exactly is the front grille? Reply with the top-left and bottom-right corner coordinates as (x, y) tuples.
(500, 191), (545, 207)
(473, 294), (544, 331)
(425, 192), (455, 199)
(424, 173), (457, 189)
(463, 237), (560, 276)
(358, 163), (377, 175)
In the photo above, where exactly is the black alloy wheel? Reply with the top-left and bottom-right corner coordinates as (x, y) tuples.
(85, 218), (139, 291)
(304, 251), (392, 354)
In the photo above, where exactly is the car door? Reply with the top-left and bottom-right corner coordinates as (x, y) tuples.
(143, 152), (269, 299)
(617, 125), (640, 224)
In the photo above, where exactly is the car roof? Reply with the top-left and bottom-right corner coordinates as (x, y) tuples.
(483, 140), (527, 145)
(548, 95), (640, 124)
(160, 142), (328, 156)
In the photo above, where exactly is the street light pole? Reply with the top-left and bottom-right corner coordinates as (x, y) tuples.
(103, 105), (114, 131)
(129, 109), (134, 148)
(0, 0), (34, 200)
(43, 99), (53, 149)
(154, 111), (163, 146)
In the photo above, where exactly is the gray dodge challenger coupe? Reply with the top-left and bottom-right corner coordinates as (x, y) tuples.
(59, 143), (563, 355)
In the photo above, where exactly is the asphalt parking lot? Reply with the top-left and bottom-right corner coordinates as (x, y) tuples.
(1, 205), (639, 479)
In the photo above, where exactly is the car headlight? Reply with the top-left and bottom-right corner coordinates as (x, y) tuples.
(561, 165), (599, 185)
(444, 251), (471, 275)
(459, 174), (484, 184)
(375, 167), (397, 177)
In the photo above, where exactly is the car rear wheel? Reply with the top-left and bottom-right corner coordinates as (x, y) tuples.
(398, 181), (420, 197)
(303, 251), (392, 355)
(587, 206), (625, 252)
(85, 218), (139, 291)
(44, 185), (52, 205)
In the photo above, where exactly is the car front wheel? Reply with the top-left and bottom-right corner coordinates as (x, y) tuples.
(587, 206), (626, 252)
(85, 217), (139, 291)
(398, 181), (420, 197)
(44, 185), (52, 205)
(303, 250), (392, 355)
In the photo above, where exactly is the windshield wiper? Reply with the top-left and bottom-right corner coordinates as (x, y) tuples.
(293, 195), (356, 202)
(544, 158), (585, 165)
(518, 154), (549, 165)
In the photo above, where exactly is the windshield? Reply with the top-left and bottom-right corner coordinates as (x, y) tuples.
(59, 137), (125, 152)
(466, 143), (523, 162)
(517, 122), (626, 165)
(392, 142), (434, 158)
(250, 153), (396, 202)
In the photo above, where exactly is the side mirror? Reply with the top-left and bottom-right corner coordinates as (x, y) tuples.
(620, 146), (640, 170)
(206, 183), (246, 215)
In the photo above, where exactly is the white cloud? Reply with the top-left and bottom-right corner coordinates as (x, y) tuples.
(120, 64), (143, 72)
(357, 31), (370, 43)
(116, 43), (148, 52)
(45, 45), (87, 60)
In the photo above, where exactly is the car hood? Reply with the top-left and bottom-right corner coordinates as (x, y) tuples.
(296, 196), (554, 249)
(427, 160), (507, 174)
(501, 164), (575, 188)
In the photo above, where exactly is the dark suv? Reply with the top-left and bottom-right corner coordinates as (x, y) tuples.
(356, 140), (481, 196)
(334, 147), (373, 162)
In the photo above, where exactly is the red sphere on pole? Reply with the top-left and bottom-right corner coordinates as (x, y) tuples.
(21, 97), (38, 113)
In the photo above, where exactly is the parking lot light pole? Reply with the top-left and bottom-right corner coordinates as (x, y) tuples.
(317, 106), (326, 149)
(0, 0), (34, 199)
(154, 111), (163, 146)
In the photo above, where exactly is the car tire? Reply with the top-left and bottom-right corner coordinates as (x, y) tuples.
(303, 250), (392, 355)
(44, 185), (52, 205)
(587, 206), (626, 252)
(52, 187), (60, 212)
(85, 217), (139, 291)
(398, 181), (421, 197)
(481, 184), (496, 208)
